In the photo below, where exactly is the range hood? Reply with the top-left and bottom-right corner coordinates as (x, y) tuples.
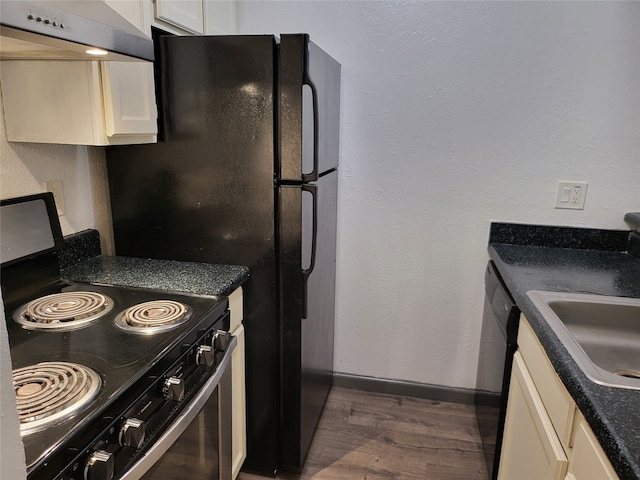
(0, 0), (154, 62)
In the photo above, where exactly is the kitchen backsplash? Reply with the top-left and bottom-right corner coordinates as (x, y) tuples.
(59, 229), (101, 270)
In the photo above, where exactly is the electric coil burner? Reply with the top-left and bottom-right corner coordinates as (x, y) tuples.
(14, 292), (114, 331)
(1, 193), (234, 480)
(115, 300), (193, 333)
(14, 362), (101, 435)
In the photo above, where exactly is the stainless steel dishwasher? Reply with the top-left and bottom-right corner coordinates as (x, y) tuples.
(474, 261), (520, 480)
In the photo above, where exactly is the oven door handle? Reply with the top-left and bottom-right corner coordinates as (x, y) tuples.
(120, 335), (237, 480)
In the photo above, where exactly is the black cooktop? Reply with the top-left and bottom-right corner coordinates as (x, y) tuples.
(5, 281), (227, 470)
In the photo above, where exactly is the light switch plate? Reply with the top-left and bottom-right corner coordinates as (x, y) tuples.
(554, 181), (588, 210)
(45, 180), (66, 216)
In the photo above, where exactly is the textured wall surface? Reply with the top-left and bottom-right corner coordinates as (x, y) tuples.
(0, 94), (95, 233)
(0, 7), (639, 460)
(236, 1), (640, 389)
(0, 2), (638, 474)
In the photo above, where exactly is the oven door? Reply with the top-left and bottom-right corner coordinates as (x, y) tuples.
(121, 336), (236, 480)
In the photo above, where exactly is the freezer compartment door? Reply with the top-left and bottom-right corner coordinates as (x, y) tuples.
(278, 170), (338, 468)
(279, 34), (341, 182)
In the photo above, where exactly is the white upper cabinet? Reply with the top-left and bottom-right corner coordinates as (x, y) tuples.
(0, 60), (157, 145)
(146, 0), (236, 36)
(106, 0), (146, 33)
(102, 61), (158, 137)
(0, 0), (237, 146)
(155, 0), (204, 34)
(108, 1), (236, 40)
(0, 1), (158, 146)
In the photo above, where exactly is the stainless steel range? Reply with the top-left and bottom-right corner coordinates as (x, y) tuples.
(1, 193), (235, 480)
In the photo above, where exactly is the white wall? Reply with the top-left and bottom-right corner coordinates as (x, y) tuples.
(0, 90), (114, 252)
(0, 109), (93, 233)
(236, 1), (640, 389)
(0, 2), (637, 473)
(0, 8), (638, 465)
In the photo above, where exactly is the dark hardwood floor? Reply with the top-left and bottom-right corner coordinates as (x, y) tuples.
(239, 386), (489, 480)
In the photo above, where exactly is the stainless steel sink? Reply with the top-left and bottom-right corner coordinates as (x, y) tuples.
(527, 290), (640, 390)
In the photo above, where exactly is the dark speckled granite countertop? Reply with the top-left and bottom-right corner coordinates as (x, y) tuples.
(62, 255), (249, 297)
(59, 229), (249, 297)
(488, 223), (640, 480)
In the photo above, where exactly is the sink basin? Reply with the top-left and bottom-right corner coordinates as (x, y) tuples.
(527, 290), (640, 390)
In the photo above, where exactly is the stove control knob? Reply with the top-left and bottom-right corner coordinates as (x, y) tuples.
(196, 344), (214, 367)
(84, 450), (114, 480)
(163, 376), (185, 402)
(119, 418), (145, 449)
(212, 330), (230, 351)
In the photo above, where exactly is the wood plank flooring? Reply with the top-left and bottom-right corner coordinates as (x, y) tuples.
(238, 386), (489, 480)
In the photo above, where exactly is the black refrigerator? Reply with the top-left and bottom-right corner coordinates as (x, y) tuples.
(105, 34), (340, 475)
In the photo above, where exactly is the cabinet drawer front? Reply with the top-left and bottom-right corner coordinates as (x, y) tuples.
(518, 317), (576, 448)
(499, 353), (568, 480)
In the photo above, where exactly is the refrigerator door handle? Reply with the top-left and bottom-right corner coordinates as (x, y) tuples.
(301, 76), (319, 183)
(301, 184), (318, 319)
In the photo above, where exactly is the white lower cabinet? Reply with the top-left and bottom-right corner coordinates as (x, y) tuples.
(499, 353), (568, 480)
(566, 415), (618, 480)
(498, 317), (618, 480)
(228, 287), (247, 479)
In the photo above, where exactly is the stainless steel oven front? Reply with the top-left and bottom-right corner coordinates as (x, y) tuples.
(122, 335), (236, 480)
